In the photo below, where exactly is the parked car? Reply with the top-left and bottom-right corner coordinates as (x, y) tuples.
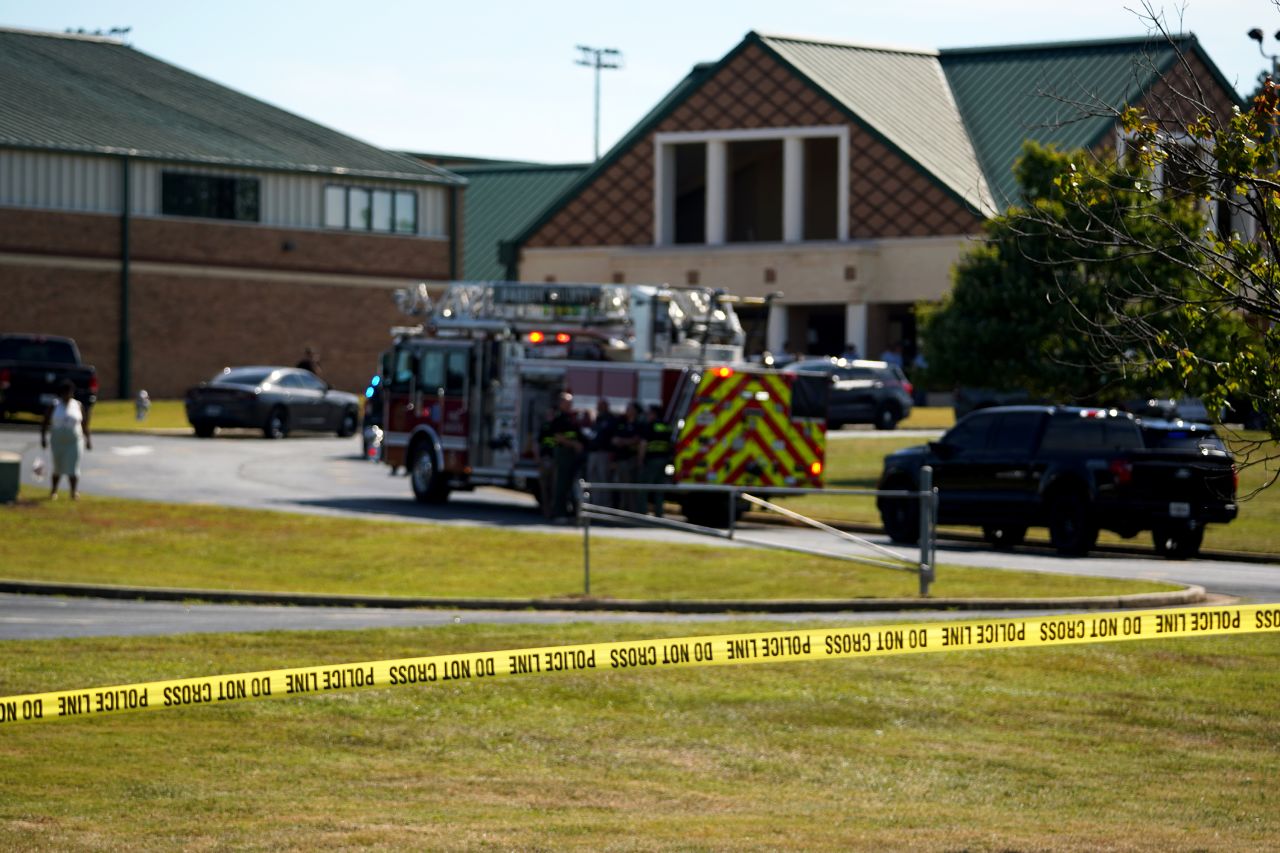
(784, 358), (913, 430)
(876, 405), (1237, 559)
(0, 333), (97, 418)
(185, 366), (360, 439)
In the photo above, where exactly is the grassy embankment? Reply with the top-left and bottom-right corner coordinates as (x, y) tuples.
(1, 489), (1171, 600)
(0, 623), (1276, 849)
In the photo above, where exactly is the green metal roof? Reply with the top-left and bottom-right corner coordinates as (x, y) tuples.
(758, 34), (995, 214)
(939, 35), (1236, 208)
(449, 163), (588, 279)
(0, 28), (463, 184)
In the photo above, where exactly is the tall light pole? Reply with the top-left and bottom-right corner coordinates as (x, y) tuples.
(575, 45), (622, 161)
(1248, 27), (1280, 79)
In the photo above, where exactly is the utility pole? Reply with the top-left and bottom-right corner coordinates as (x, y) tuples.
(575, 45), (622, 161)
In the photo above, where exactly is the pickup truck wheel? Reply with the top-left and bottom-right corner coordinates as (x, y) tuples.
(192, 422), (215, 438)
(1047, 495), (1097, 557)
(409, 441), (450, 504)
(982, 525), (1027, 549)
(263, 407), (289, 440)
(1152, 524), (1204, 560)
(874, 405), (900, 431)
(878, 479), (920, 544)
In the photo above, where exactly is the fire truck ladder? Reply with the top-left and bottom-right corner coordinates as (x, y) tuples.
(576, 471), (938, 597)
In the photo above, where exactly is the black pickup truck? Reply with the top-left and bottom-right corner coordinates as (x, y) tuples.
(0, 334), (98, 418)
(877, 406), (1237, 559)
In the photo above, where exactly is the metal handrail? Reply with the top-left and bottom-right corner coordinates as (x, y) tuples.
(575, 468), (937, 597)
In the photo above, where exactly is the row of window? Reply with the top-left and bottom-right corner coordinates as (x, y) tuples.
(158, 172), (418, 234)
(324, 186), (417, 234)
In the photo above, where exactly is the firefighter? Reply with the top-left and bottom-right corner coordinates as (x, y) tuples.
(584, 398), (616, 509)
(536, 404), (558, 519)
(612, 401), (644, 513)
(549, 391), (584, 522)
(641, 403), (673, 517)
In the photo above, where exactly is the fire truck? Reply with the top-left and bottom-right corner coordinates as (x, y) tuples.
(376, 281), (828, 525)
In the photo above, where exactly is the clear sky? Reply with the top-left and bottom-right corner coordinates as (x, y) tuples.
(2, 0), (1277, 163)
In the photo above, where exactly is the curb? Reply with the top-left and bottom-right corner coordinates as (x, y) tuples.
(0, 578), (1207, 613)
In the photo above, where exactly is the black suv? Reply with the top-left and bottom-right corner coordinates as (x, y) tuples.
(785, 358), (913, 430)
(877, 406), (1237, 558)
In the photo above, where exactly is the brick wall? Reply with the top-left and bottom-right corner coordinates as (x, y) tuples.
(0, 206), (454, 398)
(0, 208), (450, 279)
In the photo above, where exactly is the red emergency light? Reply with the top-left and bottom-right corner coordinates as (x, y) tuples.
(714, 366), (733, 378)
(555, 332), (571, 344)
(527, 331), (545, 344)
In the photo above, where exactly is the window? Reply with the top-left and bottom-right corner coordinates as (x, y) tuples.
(391, 349), (416, 391)
(324, 186), (346, 228)
(674, 144), (707, 244)
(943, 412), (995, 451)
(728, 139), (783, 243)
(394, 191), (417, 233)
(1040, 418), (1095, 451)
(161, 173), (259, 222)
(371, 190), (393, 232)
(324, 185), (419, 233)
(445, 350), (468, 395)
(803, 136), (838, 240)
(988, 412), (1044, 455)
(419, 350), (445, 391)
(348, 188), (371, 231)
(294, 371), (327, 392)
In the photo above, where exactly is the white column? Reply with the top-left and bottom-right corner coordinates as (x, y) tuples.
(766, 303), (789, 356)
(845, 303), (868, 359)
(654, 142), (676, 246)
(783, 136), (804, 242)
(706, 139), (727, 245)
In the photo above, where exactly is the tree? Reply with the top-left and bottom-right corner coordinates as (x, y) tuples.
(928, 9), (1280, 487)
(923, 141), (1245, 405)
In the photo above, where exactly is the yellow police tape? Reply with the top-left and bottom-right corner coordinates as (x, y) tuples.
(3, 603), (1278, 726)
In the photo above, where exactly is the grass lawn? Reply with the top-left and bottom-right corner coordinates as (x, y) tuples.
(0, 491), (1172, 601)
(1, 623), (1276, 849)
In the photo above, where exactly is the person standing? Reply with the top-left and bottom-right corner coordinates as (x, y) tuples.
(40, 379), (91, 500)
(611, 401), (644, 513)
(297, 346), (321, 376)
(584, 398), (616, 508)
(549, 391), (584, 522)
(641, 403), (673, 517)
(536, 405), (558, 519)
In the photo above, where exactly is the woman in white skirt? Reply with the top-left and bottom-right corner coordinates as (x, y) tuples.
(40, 379), (92, 500)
